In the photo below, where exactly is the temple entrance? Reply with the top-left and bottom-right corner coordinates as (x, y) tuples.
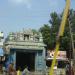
(16, 51), (35, 71)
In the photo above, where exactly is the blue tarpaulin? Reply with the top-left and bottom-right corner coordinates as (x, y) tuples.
(0, 48), (4, 56)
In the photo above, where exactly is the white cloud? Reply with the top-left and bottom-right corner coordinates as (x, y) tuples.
(8, 0), (31, 9)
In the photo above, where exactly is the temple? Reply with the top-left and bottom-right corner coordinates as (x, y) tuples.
(4, 29), (46, 71)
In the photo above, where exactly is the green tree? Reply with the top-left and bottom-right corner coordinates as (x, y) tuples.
(39, 9), (75, 53)
(39, 24), (51, 49)
(61, 9), (75, 51)
(49, 12), (61, 50)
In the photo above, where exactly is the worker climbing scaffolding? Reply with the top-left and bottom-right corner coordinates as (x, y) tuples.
(49, 0), (70, 75)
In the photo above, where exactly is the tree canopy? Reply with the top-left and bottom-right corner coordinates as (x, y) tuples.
(39, 9), (75, 53)
(39, 24), (51, 49)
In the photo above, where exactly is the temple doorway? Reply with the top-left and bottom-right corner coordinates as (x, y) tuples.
(16, 51), (35, 71)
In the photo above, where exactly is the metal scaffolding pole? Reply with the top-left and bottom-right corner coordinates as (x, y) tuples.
(68, 17), (75, 74)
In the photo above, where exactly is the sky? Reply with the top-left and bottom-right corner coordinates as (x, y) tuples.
(0, 0), (75, 37)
